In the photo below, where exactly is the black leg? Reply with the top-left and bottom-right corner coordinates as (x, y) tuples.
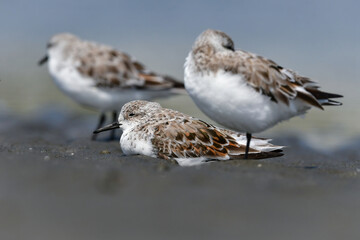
(109, 111), (118, 141)
(92, 113), (106, 141)
(245, 132), (252, 159)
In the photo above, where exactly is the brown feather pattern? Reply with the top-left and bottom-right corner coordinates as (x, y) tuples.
(64, 38), (183, 90)
(151, 117), (262, 160)
(192, 39), (342, 108)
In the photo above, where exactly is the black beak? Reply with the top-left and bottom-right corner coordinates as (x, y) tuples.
(38, 55), (48, 66)
(93, 122), (121, 134)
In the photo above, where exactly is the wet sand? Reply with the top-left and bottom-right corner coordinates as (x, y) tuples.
(0, 109), (360, 240)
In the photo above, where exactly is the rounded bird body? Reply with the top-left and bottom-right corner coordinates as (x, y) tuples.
(184, 29), (342, 157)
(94, 100), (283, 166)
(184, 66), (310, 133)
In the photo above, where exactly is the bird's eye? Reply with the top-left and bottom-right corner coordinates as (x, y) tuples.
(129, 113), (135, 117)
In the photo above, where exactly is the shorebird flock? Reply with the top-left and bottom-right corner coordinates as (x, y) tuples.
(39, 29), (342, 166)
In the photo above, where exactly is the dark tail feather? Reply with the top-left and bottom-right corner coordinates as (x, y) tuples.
(138, 73), (184, 90)
(163, 76), (184, 88)
(247, 149), (284, 159)
(306, 88), (343, 107)
(306, 88), (343, 99)
(229, 149), (284, 160)
(321, 99), (343, 106)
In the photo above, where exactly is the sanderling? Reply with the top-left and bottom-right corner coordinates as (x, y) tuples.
(184, 29), (342, 158)
(39, 33), (184, 140)
(93, 100), (283, 166)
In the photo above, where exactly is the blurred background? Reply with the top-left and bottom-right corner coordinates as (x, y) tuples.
(0, 0), (358, 147)
(1, 1), (360, 240)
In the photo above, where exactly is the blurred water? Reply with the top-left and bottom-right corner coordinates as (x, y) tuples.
(0, 0), (358, 148)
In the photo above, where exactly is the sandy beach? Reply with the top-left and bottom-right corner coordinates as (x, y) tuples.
(0, 110), (359, 240)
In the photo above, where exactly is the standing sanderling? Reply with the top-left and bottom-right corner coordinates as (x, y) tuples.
(93, 100), (283, 166)
(184, 29), (342, 158)
(39, 33), (184, 140)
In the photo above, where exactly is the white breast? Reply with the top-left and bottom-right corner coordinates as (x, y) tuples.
(120, 128), (156, 157)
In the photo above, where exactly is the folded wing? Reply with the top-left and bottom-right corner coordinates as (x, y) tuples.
(75, 41), (183, 90)
(220, 50), (342, 108)
(151, 118), (283, 164)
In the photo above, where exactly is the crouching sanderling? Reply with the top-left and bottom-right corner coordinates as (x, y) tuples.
(94, 100), (283, 166)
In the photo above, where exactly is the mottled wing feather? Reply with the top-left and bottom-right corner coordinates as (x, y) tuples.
(151, 119), (258, 160)
(220, 51), (330, 109)
(75, 41), (182, 90)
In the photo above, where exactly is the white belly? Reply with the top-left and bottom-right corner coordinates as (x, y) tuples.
(184, 68), (309, 133)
